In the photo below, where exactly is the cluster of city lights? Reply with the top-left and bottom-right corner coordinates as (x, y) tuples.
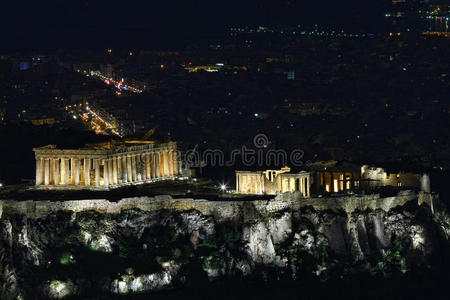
(230, 26), (369, 38)
(425, 15), (450, 21)
(65, 103), (122, 137)
(92, 72), (143, 93)
(75, 69), (143, 93)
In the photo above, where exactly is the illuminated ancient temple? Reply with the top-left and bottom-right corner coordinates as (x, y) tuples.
(33, 140), (182, 189)
(235, 167), (311, 197)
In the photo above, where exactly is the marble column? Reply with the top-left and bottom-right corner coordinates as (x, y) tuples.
(301, 177), (305, 196)
(141, 154), (146, 180)
(60, 158), (65, 185)
(48, 158), (52, 185)
(298, 177), (302, 194)
(156, 152), (160, 178)
(117, 157), (122, 183)
(259, 176), (263, 194)
(64, 158), (70, 185)
(127, 155), (133, 182)
(131, 154), (137, 181)
(146, 153), (151, 180)
(70, 158), (76, 185)
(152, 152), (157, 178)
(172, 151), (178, 176)
(80, 159), (84, 185)
(44, 158), (50, 185)
(163, 151), (167, 177)
(54, 158), (60, 185)
(84, 158), (91, 186)
(141, 154), (145, 181)
(147, 153), (151, 180)
(49, 158), (53, 185)
(159, 151), (166, 177)
(171, 150), (176, 176)
(163, 151), (169, 177)
(168, 150), (173, 176)
(113, 157), (118, 184)
(261, 175), (265, 194)
(257, 176), (261, 194)
(306, 176), (310, 197)
(51, 158), (55, 185)
(94, 159), (100, 186)
(236, 175), (239, 192)
(159, 151), (164, 178)
(107, 158), (113, 184)
(36, 157), (43, 185)
(121, 155), (128, 183)
(74, 158), (80, 185)
(103, 159), (109, 186)
(301, 177), (305, 197)
(162, 151), (167, 177)
(136, 154), (142, 181)
(152, 153), (157, 178)
(298, 178), (301, 194)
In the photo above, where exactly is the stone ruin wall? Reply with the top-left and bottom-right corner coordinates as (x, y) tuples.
(0, 190), (436, 221)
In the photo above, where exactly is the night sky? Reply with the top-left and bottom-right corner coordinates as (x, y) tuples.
(2, 0), (390, 50)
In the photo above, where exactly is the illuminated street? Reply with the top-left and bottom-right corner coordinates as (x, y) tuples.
(65, 103), (122, 137)
(76, 69), (144, 93)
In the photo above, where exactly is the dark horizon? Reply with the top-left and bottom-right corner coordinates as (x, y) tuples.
(1, 0), (392, 51)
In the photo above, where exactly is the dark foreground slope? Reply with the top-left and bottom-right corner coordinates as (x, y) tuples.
(0, 200), (449, 299)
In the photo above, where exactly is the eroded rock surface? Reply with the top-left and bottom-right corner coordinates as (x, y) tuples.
(0, 199), (448, 299)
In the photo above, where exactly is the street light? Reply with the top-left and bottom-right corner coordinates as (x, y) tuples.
(220, 184), (227, 195)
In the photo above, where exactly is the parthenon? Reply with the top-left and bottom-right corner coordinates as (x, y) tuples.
(235, 167), (311, 197)
(33, 141), (183, 189)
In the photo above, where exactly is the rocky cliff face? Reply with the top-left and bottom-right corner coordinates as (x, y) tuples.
(0, 199), (449, 299)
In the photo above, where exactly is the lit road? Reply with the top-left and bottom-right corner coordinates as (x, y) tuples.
(76, 69), (143, 93)
(66, 103), (122, 137)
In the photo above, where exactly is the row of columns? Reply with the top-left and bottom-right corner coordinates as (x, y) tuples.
(237, 174), (264, 194)
(282, 176), (309, 197)
(236, 173), (310, 197)
(104, 150), (181, 186)
(320, 172), (358, 193)
(36, 150), (182, 187)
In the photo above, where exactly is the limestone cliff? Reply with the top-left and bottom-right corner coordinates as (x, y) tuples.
(0, 193), (448, 299)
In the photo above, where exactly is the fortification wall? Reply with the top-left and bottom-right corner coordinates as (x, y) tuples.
(0, 190), (427, 221)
